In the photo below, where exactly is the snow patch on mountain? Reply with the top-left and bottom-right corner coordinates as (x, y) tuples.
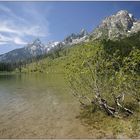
(91, 10), (140, 40)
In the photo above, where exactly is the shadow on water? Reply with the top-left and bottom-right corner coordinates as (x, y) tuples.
(0, 74), (17, 80)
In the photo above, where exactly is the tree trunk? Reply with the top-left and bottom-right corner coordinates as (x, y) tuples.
(113, 93), (133, 115)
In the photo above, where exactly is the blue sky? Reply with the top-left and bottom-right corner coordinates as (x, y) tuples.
(0, 1), (140, 54)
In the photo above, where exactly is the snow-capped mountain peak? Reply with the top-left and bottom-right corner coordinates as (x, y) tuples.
(91, 10), (140, 40)
(80, 28), (88, 37)
(63, 28), (88, 45)
(45, 41), (60, 51)
(2, 10), (140, 63)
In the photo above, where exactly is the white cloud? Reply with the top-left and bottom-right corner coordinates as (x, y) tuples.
(0, 21), (46, 37)
(0, 4), (50, 47)
(0, 33), (27, 45)
(13, 37), (27, 45)
(22, 26), (46, 37)
(0, 34), (11, 42)
(0, 42), (9, 45)
(0, 21), (20, 35)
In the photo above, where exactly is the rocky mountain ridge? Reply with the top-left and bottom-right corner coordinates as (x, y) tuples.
(0, 10), (140, 62)
(90, 10), (140, 40)
(0, 29), (88, 62)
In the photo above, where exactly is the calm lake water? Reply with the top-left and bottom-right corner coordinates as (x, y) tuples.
(0, 73), (93, 138)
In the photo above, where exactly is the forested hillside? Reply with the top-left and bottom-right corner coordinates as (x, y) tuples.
(20, 32), (140, 113)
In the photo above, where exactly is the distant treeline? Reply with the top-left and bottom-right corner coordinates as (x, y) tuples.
(0, 62), (23, 72)
(0, 44), (70, 72)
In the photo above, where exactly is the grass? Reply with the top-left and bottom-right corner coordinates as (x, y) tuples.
(77, 104), (140, 138)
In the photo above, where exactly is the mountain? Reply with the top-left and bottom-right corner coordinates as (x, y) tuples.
(90, 10), (140, 40)
(1, 10), (140, 63)
(0, 29), (88, 63)
(0, 39), (59, 63)
(51, 28), (88, 50)
(62, 28), (88, 45)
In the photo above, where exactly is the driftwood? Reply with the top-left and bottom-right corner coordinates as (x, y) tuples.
(70, 86), (134, 117)
(93, 96), (116, 116)
(69, 60), (134, 118)
(112, 93), (133, 115)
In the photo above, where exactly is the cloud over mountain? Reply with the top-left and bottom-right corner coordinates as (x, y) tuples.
(0, 4), (50, 46)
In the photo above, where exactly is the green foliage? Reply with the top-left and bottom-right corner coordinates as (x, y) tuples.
(65, 37), (140, 107)
(19, 32), (140, 106)
(17, 32), (140, 111)
(12, 32), (140, 137)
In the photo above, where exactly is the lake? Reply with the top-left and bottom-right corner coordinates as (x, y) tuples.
(0, 73), (93, 138)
